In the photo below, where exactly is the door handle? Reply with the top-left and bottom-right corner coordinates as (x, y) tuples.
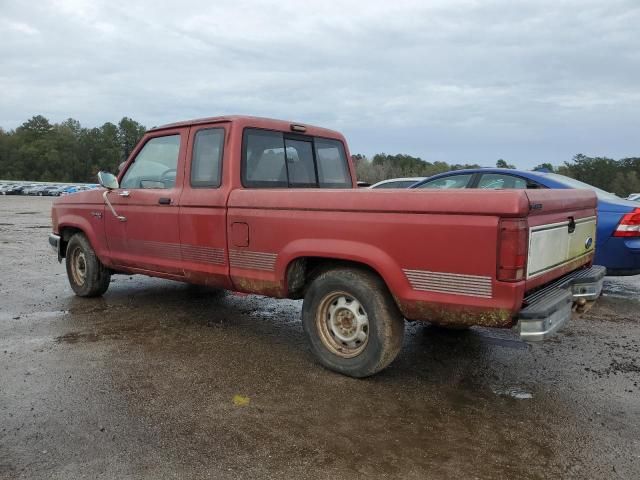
(119, 190), (130, 197)
(158, 197), (171, 205)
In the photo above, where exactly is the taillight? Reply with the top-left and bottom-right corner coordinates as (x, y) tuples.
(613, 208), (640, 237)
(498, 218), (528, 281)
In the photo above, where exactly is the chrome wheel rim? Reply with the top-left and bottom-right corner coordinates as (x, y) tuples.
(70, 247), (87, 286)
(316, 292), (369, 358)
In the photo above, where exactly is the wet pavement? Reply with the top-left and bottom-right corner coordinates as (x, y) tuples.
(1, 196), (639, 479)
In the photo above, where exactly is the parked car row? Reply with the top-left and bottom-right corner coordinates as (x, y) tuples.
(0, 182), (99, 196)
(370, 169), (640, 276)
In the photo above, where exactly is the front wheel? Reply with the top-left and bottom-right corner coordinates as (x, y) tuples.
(302, 268), (405, 377)
(65, 233), (111, 297)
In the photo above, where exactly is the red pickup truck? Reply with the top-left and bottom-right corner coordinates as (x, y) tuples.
(49, 115), (605, 377)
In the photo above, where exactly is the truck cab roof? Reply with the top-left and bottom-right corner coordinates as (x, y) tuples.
(150, 115), (344, 140)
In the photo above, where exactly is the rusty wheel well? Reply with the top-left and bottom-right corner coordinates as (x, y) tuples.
(58, 227), (84, 258)
(285, 257), (389, 300)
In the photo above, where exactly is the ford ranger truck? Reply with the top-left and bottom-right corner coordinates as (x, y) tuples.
(49, 115), (605, 377)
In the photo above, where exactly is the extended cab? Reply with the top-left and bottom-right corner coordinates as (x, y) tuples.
(49, 116), (605, 377)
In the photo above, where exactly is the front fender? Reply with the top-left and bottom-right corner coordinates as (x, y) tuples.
(58, 212), (108, 263)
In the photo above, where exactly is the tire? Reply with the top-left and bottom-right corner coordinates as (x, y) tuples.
(65, 233), (111, 297)
(302, 268), (405, 377)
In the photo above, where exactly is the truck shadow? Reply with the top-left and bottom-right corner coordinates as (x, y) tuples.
(60, 277), (532, 389)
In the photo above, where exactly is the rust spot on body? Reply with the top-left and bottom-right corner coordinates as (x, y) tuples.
(396, 298), (514, 328)
(232, 276), (284, 298)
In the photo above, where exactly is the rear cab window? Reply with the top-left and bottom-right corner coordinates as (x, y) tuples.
(242, 128), (351, 188)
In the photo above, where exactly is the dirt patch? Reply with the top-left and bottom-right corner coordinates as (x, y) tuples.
(55, 331), (101, 343)
(585, 359), (640, 377)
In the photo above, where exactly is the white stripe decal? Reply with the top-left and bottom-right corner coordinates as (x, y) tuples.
(229, 249), (277, 271)
(129, 240), (226, 265)
(403, 269), (493, 298)
(181, 245), (226, 265)
(133, 239), (181, 260)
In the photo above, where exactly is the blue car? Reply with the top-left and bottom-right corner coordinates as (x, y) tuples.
(60, 185), (95, 195)
(411, 168), (640, 276)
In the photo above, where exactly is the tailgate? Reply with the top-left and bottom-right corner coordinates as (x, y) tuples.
(524, 189), (598, 280)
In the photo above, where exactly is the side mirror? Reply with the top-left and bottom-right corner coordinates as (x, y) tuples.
(98, 171), (119, 190)
(97, 171), (126, 222)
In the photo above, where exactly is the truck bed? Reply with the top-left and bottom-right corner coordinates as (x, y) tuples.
(227, 188), (597, 327)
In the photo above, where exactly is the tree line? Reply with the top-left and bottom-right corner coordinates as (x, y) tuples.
(1, 115), (639, 196)
(0, 115), (146, 183)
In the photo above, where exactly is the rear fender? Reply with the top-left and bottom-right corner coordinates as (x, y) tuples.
(277, 239), (406, 298)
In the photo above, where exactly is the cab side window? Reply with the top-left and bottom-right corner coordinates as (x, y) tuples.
(120, 135), (180, 189)
(477, 173), (527, 189)
(314, 139), (351, 188)
(285, 139), (316, 186)
(191, 128), (224, 188)
(243, 130), (288, 188)
(242, 128), (351, 188)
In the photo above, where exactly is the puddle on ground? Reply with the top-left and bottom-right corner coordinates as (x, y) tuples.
(602, 277), (640, 299)
(473, 331), (530, 350)
(55, 331), (101, 343)
(249, 308), (278, 319)
(492, 387), (534, 400)
(0, 310), (69, 321)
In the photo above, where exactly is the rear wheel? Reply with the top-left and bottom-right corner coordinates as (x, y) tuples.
(65, 233), (111, 297)
(302, 268), (404, 377)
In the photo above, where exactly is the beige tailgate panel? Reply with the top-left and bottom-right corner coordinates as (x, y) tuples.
(527, 216), (596, 279)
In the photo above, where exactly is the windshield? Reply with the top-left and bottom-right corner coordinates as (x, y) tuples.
(545, 173), (619, 200)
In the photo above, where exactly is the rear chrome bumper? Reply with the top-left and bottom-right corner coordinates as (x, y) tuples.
(516, 265), (606, 342)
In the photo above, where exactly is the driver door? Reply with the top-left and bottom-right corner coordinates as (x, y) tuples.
(104, 127), (188, 275)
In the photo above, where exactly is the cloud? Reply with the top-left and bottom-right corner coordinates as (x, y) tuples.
(0, 0), (639, 167)
(3, 20), (40, 35)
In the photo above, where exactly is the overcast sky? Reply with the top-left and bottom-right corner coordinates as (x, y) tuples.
(1, 0), (639, 168)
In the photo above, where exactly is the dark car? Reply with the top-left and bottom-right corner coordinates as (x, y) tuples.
(44, 186), (69, 196)
(22, 185), (44, 195)
(411, 168), (640, 276)
(38, 186), (64, 196)
(2, 184), (25, 195)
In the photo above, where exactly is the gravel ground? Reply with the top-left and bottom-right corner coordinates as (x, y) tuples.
(1, 195), (639, 479)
